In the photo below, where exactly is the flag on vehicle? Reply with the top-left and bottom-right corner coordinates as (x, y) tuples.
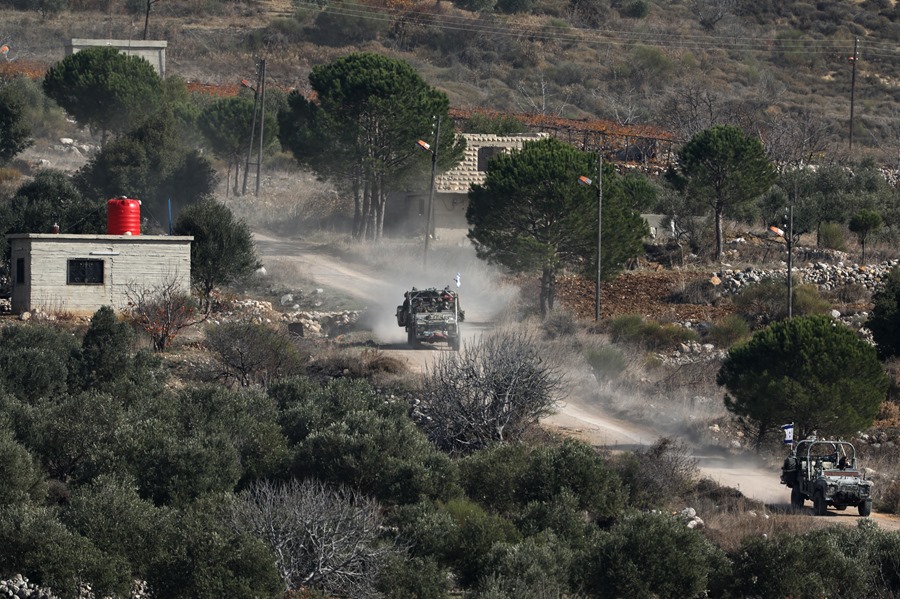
(454, 272), (461, 288)
(783, 423), (794, 445)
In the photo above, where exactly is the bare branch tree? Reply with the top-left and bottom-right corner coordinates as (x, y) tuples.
(417, 330), (565, 455)
(593, 85), (649, 126)
(124, 275), (202, 352)
(230, 478), (395, 598)
(759, 109), (832, 171)
(515, 72), (572, 117)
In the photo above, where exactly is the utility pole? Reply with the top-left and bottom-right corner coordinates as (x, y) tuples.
(787, 199), (794, 319)
(849, 37), (859, 152)
(595, 151), (602, 322)
(423, 115), (441, 269)
(242, 58), (266, 196)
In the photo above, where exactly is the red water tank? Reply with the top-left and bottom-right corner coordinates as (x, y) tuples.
(107, 197), (141, 235)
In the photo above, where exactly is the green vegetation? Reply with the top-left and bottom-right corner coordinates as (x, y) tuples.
(668, 125), (776, 261)
(42, 47), (163, 144)
(868, 266), (900, 360)
(467, 137), (647, 315)
(609, 313), (699, 350)
(0, 80), (32, 165)
(718, 314), (889, 445)
(278, 52), (465, 240)
(173, 198), (260, 309)
(849, 209), (883, 264)
(732, 276), (830, 325)
(198, 97), (278, 196)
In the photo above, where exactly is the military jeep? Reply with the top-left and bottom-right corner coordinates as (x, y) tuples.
(780, 438), (872, 517)
(396, 287), (464, 351)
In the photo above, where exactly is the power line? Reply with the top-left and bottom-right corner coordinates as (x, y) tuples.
(293, 0), (900, 58)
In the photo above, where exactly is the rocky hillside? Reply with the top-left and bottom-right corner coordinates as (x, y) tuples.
(2, 0), (900, 163)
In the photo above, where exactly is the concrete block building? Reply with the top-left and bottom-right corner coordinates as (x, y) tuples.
(8, 234), (192, 315)
(388, 132), (548, 241)
(66, 39), (168, 77)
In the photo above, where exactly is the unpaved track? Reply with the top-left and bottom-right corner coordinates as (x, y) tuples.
(255, 233), (900, 530)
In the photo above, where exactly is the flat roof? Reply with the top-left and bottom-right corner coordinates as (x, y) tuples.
(7, 234), (193, 241)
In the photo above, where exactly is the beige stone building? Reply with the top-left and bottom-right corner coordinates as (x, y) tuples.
(8, 234), (192, 315)
(388, 132), (547, 241)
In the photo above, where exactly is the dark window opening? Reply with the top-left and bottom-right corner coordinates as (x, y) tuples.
(67, 259), (104, 285)
(15, 258), (24, 285)
(477, 147), (505, 171)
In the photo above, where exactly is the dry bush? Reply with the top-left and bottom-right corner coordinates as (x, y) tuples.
(306, 347), (408, 382)
(612, 437), (699, 509)
(669, 277), (722, 305)
(124, 277), (201, 351)
(694, 491), (809, 553)
(205, 321), (305, 387)
(705, 314), (750, 348)
(826, 281), (871, 306)
(419, 329), (565, 454)
(875, 400), (900, 428)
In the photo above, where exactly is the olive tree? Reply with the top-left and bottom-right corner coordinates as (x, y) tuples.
(849, 209), (883, 264)
(173, 198), (260, 310)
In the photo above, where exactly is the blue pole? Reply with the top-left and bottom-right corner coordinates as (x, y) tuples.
(167, 198), (173, 235)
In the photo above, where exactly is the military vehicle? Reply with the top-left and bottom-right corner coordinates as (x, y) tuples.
(780, 437), (873, 516)
(396, 287), (464, 350)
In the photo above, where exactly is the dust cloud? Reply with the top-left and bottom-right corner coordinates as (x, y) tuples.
(351, 240), (520, 347)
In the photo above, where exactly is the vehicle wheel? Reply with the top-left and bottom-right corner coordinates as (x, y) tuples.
(790, 487), (804, 508)
(813, 492), (828, 516)
(859, 498), (872, 517)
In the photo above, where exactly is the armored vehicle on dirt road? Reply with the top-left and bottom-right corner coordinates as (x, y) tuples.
(396, 287), (464, 351)
(780, 437), (873, 516)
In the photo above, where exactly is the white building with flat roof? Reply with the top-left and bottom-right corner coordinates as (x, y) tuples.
(8, 234), (191, 315)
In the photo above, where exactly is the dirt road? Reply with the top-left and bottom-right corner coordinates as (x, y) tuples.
(255, 233), (900, 530)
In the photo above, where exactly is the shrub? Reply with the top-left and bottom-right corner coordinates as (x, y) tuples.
(306, 2), (390, 46)
(829, 282), (871, 305)
(495, 0), (535, 13)
(206, 322), (304, 387)
(868, 266), (900, 359)
(442, 498), (521, 587)
(705, 315), (751, 348)
(541, 311), (577, 338)
(732, 277), (829, 325)
(620, 0), (648, 17)
(376, 554), (450, 599)
(272, 377), (459, 504)
(818, 221), (847, 250)
(609, 314), (644, 343)
(0, 324), (78, 401)
(670, 278), (721, 305)
(419, 330), (564, 454)
(124, 276), (199, 352)
(580, 511), (728, 599)
(585, 346), (627, 382)
(609, 314), (698, 350)
(613, 437), (698, 509)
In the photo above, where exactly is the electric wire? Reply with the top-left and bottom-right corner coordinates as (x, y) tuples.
(293, 0), (900, 58)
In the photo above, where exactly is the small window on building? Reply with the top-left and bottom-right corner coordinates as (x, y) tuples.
(15, 258), (24, 285)
(477, 146), (505, 171)
(67, 259), (104, 285)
